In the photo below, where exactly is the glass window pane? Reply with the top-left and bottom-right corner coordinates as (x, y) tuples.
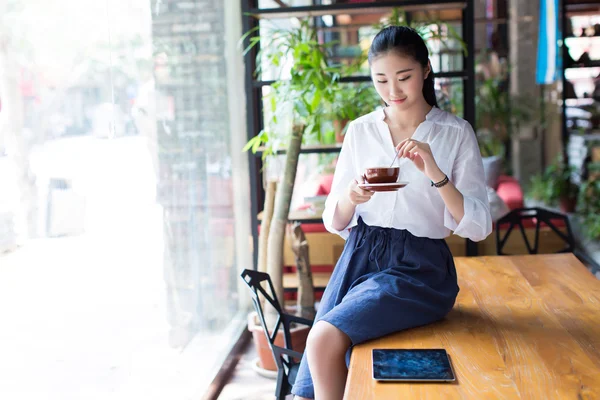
(253, 9), (466, 81)
(436, 77), (464, 118)
(265, 152), (339, 212)
(0, 0), (250, 398)
(260, 82), (382, 150)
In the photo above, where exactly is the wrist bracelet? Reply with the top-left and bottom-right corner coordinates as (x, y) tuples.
(431, 175), (449, 188)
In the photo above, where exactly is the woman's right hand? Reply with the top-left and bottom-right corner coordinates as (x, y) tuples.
(346, 176), (374, 205)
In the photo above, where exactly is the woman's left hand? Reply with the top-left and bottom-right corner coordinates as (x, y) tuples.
(396, 138), (444, 181)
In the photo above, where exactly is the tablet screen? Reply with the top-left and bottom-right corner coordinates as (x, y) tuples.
(372, 349), (455, 382)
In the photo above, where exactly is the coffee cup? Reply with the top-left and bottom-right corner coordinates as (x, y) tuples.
(364, 167), (400, 184)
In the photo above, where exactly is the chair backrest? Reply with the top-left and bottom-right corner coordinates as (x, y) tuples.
(495, 207), (575, 255)
(240, 269), (292, 352)
(241, 269), (309, 400)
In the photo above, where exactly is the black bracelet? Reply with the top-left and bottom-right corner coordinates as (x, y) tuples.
(431, 175), (449, 188)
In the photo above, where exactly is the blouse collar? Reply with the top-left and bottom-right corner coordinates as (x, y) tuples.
(378, 105), (440, 122)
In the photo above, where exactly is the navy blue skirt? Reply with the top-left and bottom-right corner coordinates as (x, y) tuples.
(291, 218), (459, 399)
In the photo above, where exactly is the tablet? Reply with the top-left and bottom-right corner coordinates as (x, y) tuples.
(372, 349), (456, 382)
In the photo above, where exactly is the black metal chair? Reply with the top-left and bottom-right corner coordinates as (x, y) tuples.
(495, 207), (575, 255)
(241, 269), (313, 400)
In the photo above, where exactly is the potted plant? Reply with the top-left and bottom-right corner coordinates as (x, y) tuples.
(576, 164), (600, 239)
(525, 173), (554, 208)
(547, 158), (578, 213)
(556, 172), (579, 214)
(474, 50), (536, 187)
(569, 164), (600, 273)
(525, 157), (579, 212)
(329, 82), (382, 142)
(241, 17), (341, 372)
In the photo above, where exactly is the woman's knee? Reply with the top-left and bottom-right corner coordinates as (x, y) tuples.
(306, 320), (351, 359)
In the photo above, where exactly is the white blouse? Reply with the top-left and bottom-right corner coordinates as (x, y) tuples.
(322, 106), (493, 242)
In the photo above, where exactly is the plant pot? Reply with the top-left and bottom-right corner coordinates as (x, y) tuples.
(560, 196), (577, 213)
(247, 311), (311, 372)
(333, 119), (349, 143)
(251, 357), (279, 379)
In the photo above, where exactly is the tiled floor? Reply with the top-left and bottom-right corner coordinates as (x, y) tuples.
(218, 340), (293, 400)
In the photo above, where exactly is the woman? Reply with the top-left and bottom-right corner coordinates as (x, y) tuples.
(292, 26), (492, 399)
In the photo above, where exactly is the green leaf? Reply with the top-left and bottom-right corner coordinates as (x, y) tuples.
(240, 26), (261, 56)
(310, 90), (322, 112)
(243, 134), (262, 153)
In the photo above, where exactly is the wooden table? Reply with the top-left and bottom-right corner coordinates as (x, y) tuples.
(344, 254), (600, 399)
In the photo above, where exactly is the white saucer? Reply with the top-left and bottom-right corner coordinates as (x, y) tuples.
(358, 181), (409, 192)
(358, 181), (409, 187)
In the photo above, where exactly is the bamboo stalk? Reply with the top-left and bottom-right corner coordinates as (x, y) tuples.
(258, 180), (277, 274)
(265, 123), (304, 320)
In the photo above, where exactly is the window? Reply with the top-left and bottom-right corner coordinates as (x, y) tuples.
(0, 0), (250, 398)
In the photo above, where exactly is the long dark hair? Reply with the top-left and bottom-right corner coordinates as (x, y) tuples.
(368, 26), (438, 108)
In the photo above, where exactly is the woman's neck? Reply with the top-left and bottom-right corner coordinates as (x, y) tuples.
(384, 100), (433, 129)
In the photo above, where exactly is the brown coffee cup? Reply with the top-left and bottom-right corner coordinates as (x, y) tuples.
(364, 167), (400, 184)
